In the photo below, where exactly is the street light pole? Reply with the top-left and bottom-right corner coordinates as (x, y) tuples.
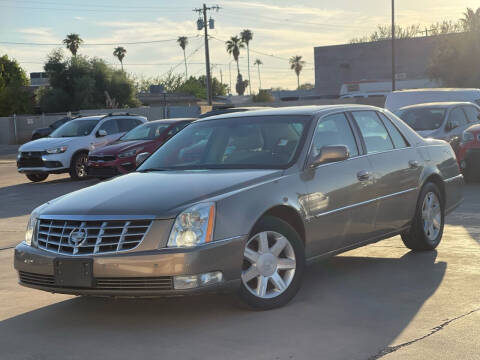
(391, 0), (396, 91)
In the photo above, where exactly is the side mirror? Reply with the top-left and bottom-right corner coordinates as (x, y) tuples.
(96, 129), (107, 137)
(136, 152), (150, 167)
(310, 145), (349, 168)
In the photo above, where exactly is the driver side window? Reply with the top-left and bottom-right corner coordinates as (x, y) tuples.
(98, 119), (120, 135)
(447, 108), (468, 130)
(311, 113), (359, 159)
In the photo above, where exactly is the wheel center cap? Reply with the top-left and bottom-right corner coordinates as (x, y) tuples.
(257, 253), (277, 277)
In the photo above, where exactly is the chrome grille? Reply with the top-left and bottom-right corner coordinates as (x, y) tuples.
(36, 217), (152, 255)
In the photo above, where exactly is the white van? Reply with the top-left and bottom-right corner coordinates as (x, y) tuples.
(385, 88), (480, 112)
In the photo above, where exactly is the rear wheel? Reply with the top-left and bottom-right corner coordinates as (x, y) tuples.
(26, 174), (48, 182)
(401, 182), (444, 251)
(69, 152), (89, 180)
(238, 216), (305, 310)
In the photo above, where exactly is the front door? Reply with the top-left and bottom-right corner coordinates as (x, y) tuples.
(303, 112), (376, 256)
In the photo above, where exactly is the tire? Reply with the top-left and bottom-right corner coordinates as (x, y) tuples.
(401, 182), (444, 251)
(26, 173), (48, 182)
(69, 152), (89, 180)
(238, 216), (305, 310)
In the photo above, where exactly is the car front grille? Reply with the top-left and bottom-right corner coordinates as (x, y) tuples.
(89, 155), (116, 162)
(19, 271), (173, 291)
(36, 217), (153, 255)
(18, 151), (45, 167)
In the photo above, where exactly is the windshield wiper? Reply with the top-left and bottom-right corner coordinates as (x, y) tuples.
(137, 168), (169, 172)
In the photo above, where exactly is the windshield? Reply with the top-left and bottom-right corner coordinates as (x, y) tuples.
(397, 108), (446, 131)
(49, 119), (99, 137)
(121, 122), (172, 141)
(138, 115), (310, 170)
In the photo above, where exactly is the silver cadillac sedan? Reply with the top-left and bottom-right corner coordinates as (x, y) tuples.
(14, 105), (464, 309)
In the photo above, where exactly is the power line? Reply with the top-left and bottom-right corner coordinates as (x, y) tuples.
(0, 0), (191, 10)
(0, 35), (200, 46)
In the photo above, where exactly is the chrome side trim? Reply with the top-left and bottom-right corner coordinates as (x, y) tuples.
(39, 214), (156, 221)
(314, 187), (417, 218)
(444, 174), (464, 183)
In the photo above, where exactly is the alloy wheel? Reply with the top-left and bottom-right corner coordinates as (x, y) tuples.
(76, 154), (88, 178)
(421, 191), (442, 241)
(241, 231), (296, 299)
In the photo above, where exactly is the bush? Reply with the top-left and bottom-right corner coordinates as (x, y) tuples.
(252, 90), (274, 103)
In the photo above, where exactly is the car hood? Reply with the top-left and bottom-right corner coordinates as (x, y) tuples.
(19, 137), (73, 151)
(41, 169), (283, 218)
(90, 140), (154, 155)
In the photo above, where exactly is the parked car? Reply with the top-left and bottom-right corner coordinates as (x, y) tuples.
(31, 116), (76, 140)
(87, 118), (195, 178)
(14, 105), (463, 309)
(385, 88), (480, 112)
(395, 102), (480, 152)
(457, 123), (480, 181)
(199, 106), (271, 118)
(17, 113), (147, 182)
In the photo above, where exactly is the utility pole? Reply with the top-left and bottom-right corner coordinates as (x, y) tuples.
(391, 0), (396, 91)
(194, 4), (221, 106)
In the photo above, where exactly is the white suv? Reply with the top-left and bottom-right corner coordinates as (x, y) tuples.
(17, 113), (147, 182)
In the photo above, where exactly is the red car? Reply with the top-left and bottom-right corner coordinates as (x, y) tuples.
(457, 123), (480, 181)
(87, 118), (195, 178)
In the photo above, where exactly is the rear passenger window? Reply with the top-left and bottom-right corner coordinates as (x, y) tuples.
(448, 108), (468, 129)
(311, 113), (359, 158)
(463, 106), (480, 123)
(352, 111), (394, 154)
(377, 113), (409, 148)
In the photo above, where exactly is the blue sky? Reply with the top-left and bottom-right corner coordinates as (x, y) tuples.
(0, 0), (478, 90)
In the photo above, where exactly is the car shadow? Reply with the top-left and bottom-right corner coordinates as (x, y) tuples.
(0, 251), (445, 360)
(0, 178), (100, 219)
(446, 183), (480, 244)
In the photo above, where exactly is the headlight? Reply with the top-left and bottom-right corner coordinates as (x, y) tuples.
(25, 204), (46, 246)
(45, 146), (68, 154)
(119, 148), (142, 158)
(462, 131), (474, 143)
(167, 202), (215, 248)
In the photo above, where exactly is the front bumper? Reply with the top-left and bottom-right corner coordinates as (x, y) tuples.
(14, 236), (246, 296)
(17, 152), (67, 174)
(87, 157), (136, 177)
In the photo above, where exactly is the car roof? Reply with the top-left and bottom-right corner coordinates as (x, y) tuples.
(399, 102), (477, 110)
(393, 88), (480, 93)
(196, 104), (381, 122)
(147, 118), (196, 124)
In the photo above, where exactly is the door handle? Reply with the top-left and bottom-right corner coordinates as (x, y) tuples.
(409, 160), (420, 168)
(357, 170), (370, 181)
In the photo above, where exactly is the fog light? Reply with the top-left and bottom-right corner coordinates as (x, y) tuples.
(173, 271), (223, 290)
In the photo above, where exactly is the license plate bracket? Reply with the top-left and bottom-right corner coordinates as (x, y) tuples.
(54, 258), (94, 288)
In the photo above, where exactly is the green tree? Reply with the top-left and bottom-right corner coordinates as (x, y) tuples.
(428, 7), (480, 87)
(253, 58), (263, 91)
(176, 75), (228, 99)
(0, 55), (32, 116)
(39, 50), (139, 112)
(63, 33), (83, 57)
(226, 36), (244, 76)
(289, 55), (305, 90)
(240, 29), (253, 96)
(177, 36), (189, 79)
(113, 46), (127, 71)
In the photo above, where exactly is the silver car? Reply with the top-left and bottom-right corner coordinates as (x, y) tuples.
(396, 102), (480, 152)
(14, 105), (464, 309)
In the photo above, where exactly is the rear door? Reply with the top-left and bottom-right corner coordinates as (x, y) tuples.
(350, 111), (420, 236)
(303, 112), (376, 255)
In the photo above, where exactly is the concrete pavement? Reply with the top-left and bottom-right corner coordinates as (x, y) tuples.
(0, 161), (478, 360)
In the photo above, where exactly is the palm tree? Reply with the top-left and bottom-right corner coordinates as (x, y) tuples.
(289, 55), (306, 90)
(240, 29), (253, 96)
(113, 46), (127, 71)
(63, 33), (83, 57)
(254, 58), (263, 91)
(226, 36), (245, 76)
(177, 36), (189, 79)
(461, 7), (480, 32)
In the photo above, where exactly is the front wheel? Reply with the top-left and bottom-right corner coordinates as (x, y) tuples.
(238, 216), (305, 310)
(401, 182), (444, 251)
(69, 152), (89, 180)
(26, 173), (48, 182)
